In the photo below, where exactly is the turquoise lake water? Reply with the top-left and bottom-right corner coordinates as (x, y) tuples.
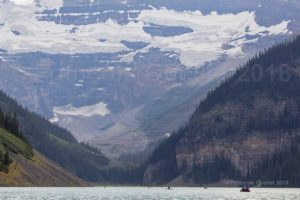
(0, 187), (300, 200)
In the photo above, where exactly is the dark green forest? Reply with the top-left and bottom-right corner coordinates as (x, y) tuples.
(133, 35), (300, 186)
(198, 36), (300, 113)
(0, 91), (109, 181)
(0, 109), (33, 173)
(0, 108), (32, 150)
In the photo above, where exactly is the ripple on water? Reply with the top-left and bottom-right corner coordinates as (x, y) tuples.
(0, 187), (300, 200)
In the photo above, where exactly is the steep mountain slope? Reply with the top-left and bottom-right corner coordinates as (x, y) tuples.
(0, 0), (298, 157)
(0, 127), (87, 186)
(0, 90), (109, 182)
(141, 36), (300, 186)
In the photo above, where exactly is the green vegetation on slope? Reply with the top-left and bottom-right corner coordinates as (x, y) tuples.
(0, 149), (88, 186)
(0, 91), (109, 181)
(0, 108), (33, 173)
(0, 146), (11, 173)
(0, 108), (33, 158)
(0, 127), (32, 173)
(0, 107), (87, 186)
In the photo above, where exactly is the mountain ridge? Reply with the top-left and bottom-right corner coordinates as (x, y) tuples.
(1, 0), (298, 157)
(140, 35), (300, 187)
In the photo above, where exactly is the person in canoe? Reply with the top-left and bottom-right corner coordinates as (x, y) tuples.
(241, 185), (250, 192)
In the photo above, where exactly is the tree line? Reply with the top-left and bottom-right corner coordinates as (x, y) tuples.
(0, 108), (31, 145)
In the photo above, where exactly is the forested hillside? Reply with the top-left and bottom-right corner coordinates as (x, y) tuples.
(0, 110), (86, 186)
(140, 36), (300, 186)
(0, 109), (33, 173)
(0, 91), (109, 181)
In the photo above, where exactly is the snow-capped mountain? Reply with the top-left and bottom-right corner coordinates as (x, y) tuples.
(0, 0), (299, 157)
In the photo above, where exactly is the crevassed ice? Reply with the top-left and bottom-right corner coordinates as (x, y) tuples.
(0, 2), (291, 67)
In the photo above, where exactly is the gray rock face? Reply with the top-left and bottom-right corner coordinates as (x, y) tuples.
(0, 0), (299, 157)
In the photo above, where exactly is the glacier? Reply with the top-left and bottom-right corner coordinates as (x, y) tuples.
(0, 0), (298, 157)
(0, 0), (291, 67)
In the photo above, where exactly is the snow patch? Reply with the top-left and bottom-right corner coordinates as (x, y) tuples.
(49, 114), (59, 123)
(0, 2), (291, 68)
(53, 102), (110, 118)
(107, 66), (115, 70)
(135, 8), (291, 67)
(10, 0), (33, 6)
(165, 133), (171, 138)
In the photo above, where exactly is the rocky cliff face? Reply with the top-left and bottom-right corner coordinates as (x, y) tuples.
(175, 99), (296, 176)
(0, 0), (299, 157)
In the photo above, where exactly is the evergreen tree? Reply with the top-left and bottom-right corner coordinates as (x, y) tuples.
(3, 149), (11, 166)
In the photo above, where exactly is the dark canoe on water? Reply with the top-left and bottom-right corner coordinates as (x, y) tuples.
(240, 190), (251, 192)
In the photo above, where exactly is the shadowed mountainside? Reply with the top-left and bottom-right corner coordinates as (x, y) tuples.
(140, 36), (300, 187)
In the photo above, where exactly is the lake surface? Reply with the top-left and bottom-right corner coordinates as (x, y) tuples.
(0, 187), (300, 200)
